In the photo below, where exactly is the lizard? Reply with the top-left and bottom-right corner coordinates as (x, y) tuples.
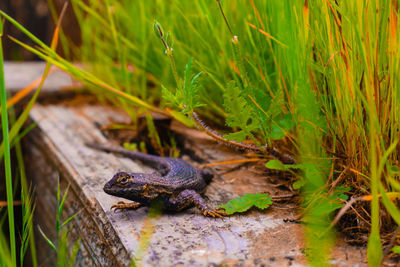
(86, 142), (227, 218)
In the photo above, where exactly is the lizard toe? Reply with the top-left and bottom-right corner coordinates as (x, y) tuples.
(111, 202), (142, 212)
(203, 209), (226, 218)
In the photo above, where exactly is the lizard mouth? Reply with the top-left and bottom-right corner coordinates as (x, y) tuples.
(103, 183), (113, 194)
(103, 182), (135, 197)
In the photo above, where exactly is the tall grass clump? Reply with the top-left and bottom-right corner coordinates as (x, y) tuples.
(307, 1), (400, 265)
(71, 1), (400, 264)
(3, 0), (400, 265)
(0, 4), (80, 266)
(0, 18), (38, 267)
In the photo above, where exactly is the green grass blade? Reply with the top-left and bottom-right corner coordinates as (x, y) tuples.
(38, 225), (57, 251)
(0, 18), (16, 267)
(0, 10), (56, 56)
(15, 140), (38, 267)
(60, 211), (81, 229)
(58, 184), (71, 231)
(0, 39), (52, 161)
(0, 229), (13, 266)
(67, 238), (81, 267)
(10, 122), (38, 148)
(57, 229), (70, 267)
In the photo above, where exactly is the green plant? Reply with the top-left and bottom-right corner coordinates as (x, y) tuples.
(2, 0), (400, 265)
(0, 18), (16, 267)
(0, 5), (69, 266)
(38, 180), (80, 267)
(392, 246), (400, 254)
(0, 21), (38, 267)
(218, 193), (272, 215)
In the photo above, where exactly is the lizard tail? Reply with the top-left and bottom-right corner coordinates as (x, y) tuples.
(85, 142), (124, 154)
(85, 142), (162, 168)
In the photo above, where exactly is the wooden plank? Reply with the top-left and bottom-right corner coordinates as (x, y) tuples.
(4, 61), (77, 95)
(25, 102), (367, 266)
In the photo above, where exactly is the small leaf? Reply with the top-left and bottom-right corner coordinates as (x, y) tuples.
(293, 179), (306, 189)
(123, 142), (138, 151)
(334, 186), (351, 201)
(391, 246), (400, 254)
(390, 165), (399, 173)
(218, 193), (272, 215)
(162, 59), (203, 116)
(265, 160), (287, 171)
(161, 85), (178, 107)
(223, 131), (248, 142)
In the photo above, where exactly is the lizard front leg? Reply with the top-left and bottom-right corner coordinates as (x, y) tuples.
(111, 201), (142, 212)
(166, 189), (226, 218)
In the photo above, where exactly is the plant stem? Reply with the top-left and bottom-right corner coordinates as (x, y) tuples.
(168, 51), (182, 91)
(216, 0), (233, 36)
(0, 20), (16, 267)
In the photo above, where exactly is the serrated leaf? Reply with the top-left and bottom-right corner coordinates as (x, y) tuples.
(223, 81), (251, 128)
(161, 85), (178, 107)
(222, 81), (261, 143)
(253, 196), (273, 210)
(223, 131), (248, 142)
(271, 114), (295, 140)
(162, 59), (202, 115)
(218, 193), (272, 215)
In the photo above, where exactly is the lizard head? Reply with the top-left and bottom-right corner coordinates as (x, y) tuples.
(103, 171), (159, 202)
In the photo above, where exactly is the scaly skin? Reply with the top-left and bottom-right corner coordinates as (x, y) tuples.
(86, 142), (226, 218)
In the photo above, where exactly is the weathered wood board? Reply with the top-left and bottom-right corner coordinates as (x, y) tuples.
(4, 62), (368, 266)
(25, 103), (367, 266)
(4, 62), (75, 93)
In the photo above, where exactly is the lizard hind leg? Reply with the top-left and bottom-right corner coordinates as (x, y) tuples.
(167, 189), (227, 218)
(111, 201), (142, 212)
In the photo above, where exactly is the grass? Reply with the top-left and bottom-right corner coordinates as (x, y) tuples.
(68, 1), (400, 265)
(38, 180), (81, 267)
(1, 0), (400, 266)
(0, 17), (16, 267)
(0, 4), (80, 266)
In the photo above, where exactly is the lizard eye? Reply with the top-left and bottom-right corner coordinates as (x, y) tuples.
(117, 175), (131, 186)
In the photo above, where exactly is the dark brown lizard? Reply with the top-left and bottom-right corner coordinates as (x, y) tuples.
(86, 142), (226, 218)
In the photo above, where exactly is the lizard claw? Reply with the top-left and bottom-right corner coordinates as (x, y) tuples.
(202, 208), (228, 218)
(110, 201), (141, 212)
